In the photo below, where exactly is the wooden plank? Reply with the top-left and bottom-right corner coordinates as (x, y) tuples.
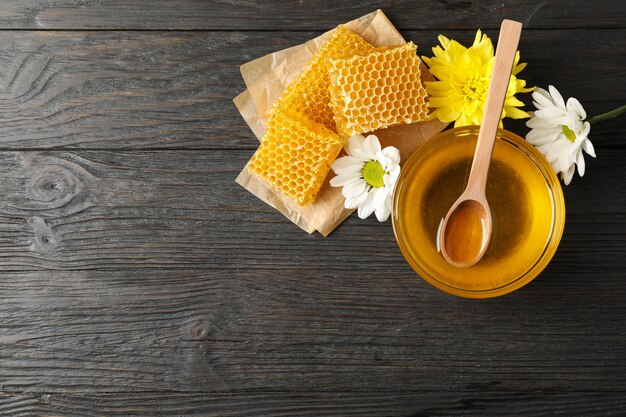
(0, 148), (624, 396)
(0, 150), (247, 271)
(0, 29), (623, 150)
(0, 0), (624, 30)
(0, 147), (622, 272)
(0, 31), (249, 150)
(1, 267), (626, 393)
(1, 391), (626, 416)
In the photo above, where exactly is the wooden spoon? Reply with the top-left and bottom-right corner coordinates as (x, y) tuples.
(439, 20), (523, 268)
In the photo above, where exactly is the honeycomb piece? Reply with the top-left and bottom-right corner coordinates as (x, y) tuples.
(328, 42), (429, 137)
(248, 108), (345, 206)
(270, 25), (373, 133)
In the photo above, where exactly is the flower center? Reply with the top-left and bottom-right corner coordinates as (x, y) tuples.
(462, 78), (488, 103)
(561, 125), (577, 142)
(362, 160), (385, 188)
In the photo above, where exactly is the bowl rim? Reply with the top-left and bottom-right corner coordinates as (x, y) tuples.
(391, 125), (566, 298)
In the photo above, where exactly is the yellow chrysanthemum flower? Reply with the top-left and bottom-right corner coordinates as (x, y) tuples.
(422, 30), (533, 127)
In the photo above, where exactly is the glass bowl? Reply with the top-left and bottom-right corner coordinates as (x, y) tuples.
(392, 126), (565, 298)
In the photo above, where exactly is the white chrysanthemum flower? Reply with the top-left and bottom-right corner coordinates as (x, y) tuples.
(330, 134), (401, 222)
(526, 85), (596, 185)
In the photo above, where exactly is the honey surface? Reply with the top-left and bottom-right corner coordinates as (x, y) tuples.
(395, 134), (555, 291)
(442, 201), (486, 266)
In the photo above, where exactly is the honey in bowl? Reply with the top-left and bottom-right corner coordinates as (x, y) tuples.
(392, 126), (565, 298)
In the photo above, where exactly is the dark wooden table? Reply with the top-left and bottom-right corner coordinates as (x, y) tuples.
(1, 1), (625, 416)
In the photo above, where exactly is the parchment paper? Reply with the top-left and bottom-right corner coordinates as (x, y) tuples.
(235, 9), (448, 236)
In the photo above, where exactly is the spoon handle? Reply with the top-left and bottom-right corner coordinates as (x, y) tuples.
(466, 20), (522, 198)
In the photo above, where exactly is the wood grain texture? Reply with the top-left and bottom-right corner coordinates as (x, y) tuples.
(0, 144), (621, 272)
(0, 0), (624, 30)
(1, 266), (626, 394)
(1, 391), (626, 416)
(0, 29), (623, 150)
(0, 146), (624, 399)
(0, 150), (246, 270)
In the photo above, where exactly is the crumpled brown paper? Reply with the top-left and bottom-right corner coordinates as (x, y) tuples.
(235, 9), (447, 236)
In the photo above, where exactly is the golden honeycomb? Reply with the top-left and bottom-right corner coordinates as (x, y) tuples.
(328, 42), (429, 137)
(270, 25), (373, 133)
(248, 108), (345, 206)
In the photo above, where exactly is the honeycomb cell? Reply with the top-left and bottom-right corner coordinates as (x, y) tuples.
(269, 25), (373, 133)
(247, 108), (345, 206)
(328, 42), (429, 136)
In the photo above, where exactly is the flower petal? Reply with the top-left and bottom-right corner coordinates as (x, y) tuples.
(371, 186), (389, 209)
(526, 128), (561, 145)
(361, 187), (388, 220)
(583, 139), (596, 158)
(345, 135), (366, 159)
(374, 197), (391, 222)
(384, 164), (401, 189)
(576, 150), (586, 177)
(504, 107), (530, 120)
(345, 189), (368, 209)
(532, 88), (554, 108)
(544, 139), (571, 165)
(535, 107), (566, 124)
(364, 135), (382, 155)
(579, 121), (591, 140)
(505, 95), (525, 108)
(381, 146), (401, 166)
(342, 179), (367, 199)
(375, 150), (392, 168)
(526, 117), (556, 129)
(357, 190), (377, 219)
(565, 113), (578, 133)
(566, 97), (587, 120)
(562, 165), (575, 185)
(330, 172), (361, 187)
(352, 145), (376, 161)
(548, 85), (566, 110)
(332, 156), (363, 174)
